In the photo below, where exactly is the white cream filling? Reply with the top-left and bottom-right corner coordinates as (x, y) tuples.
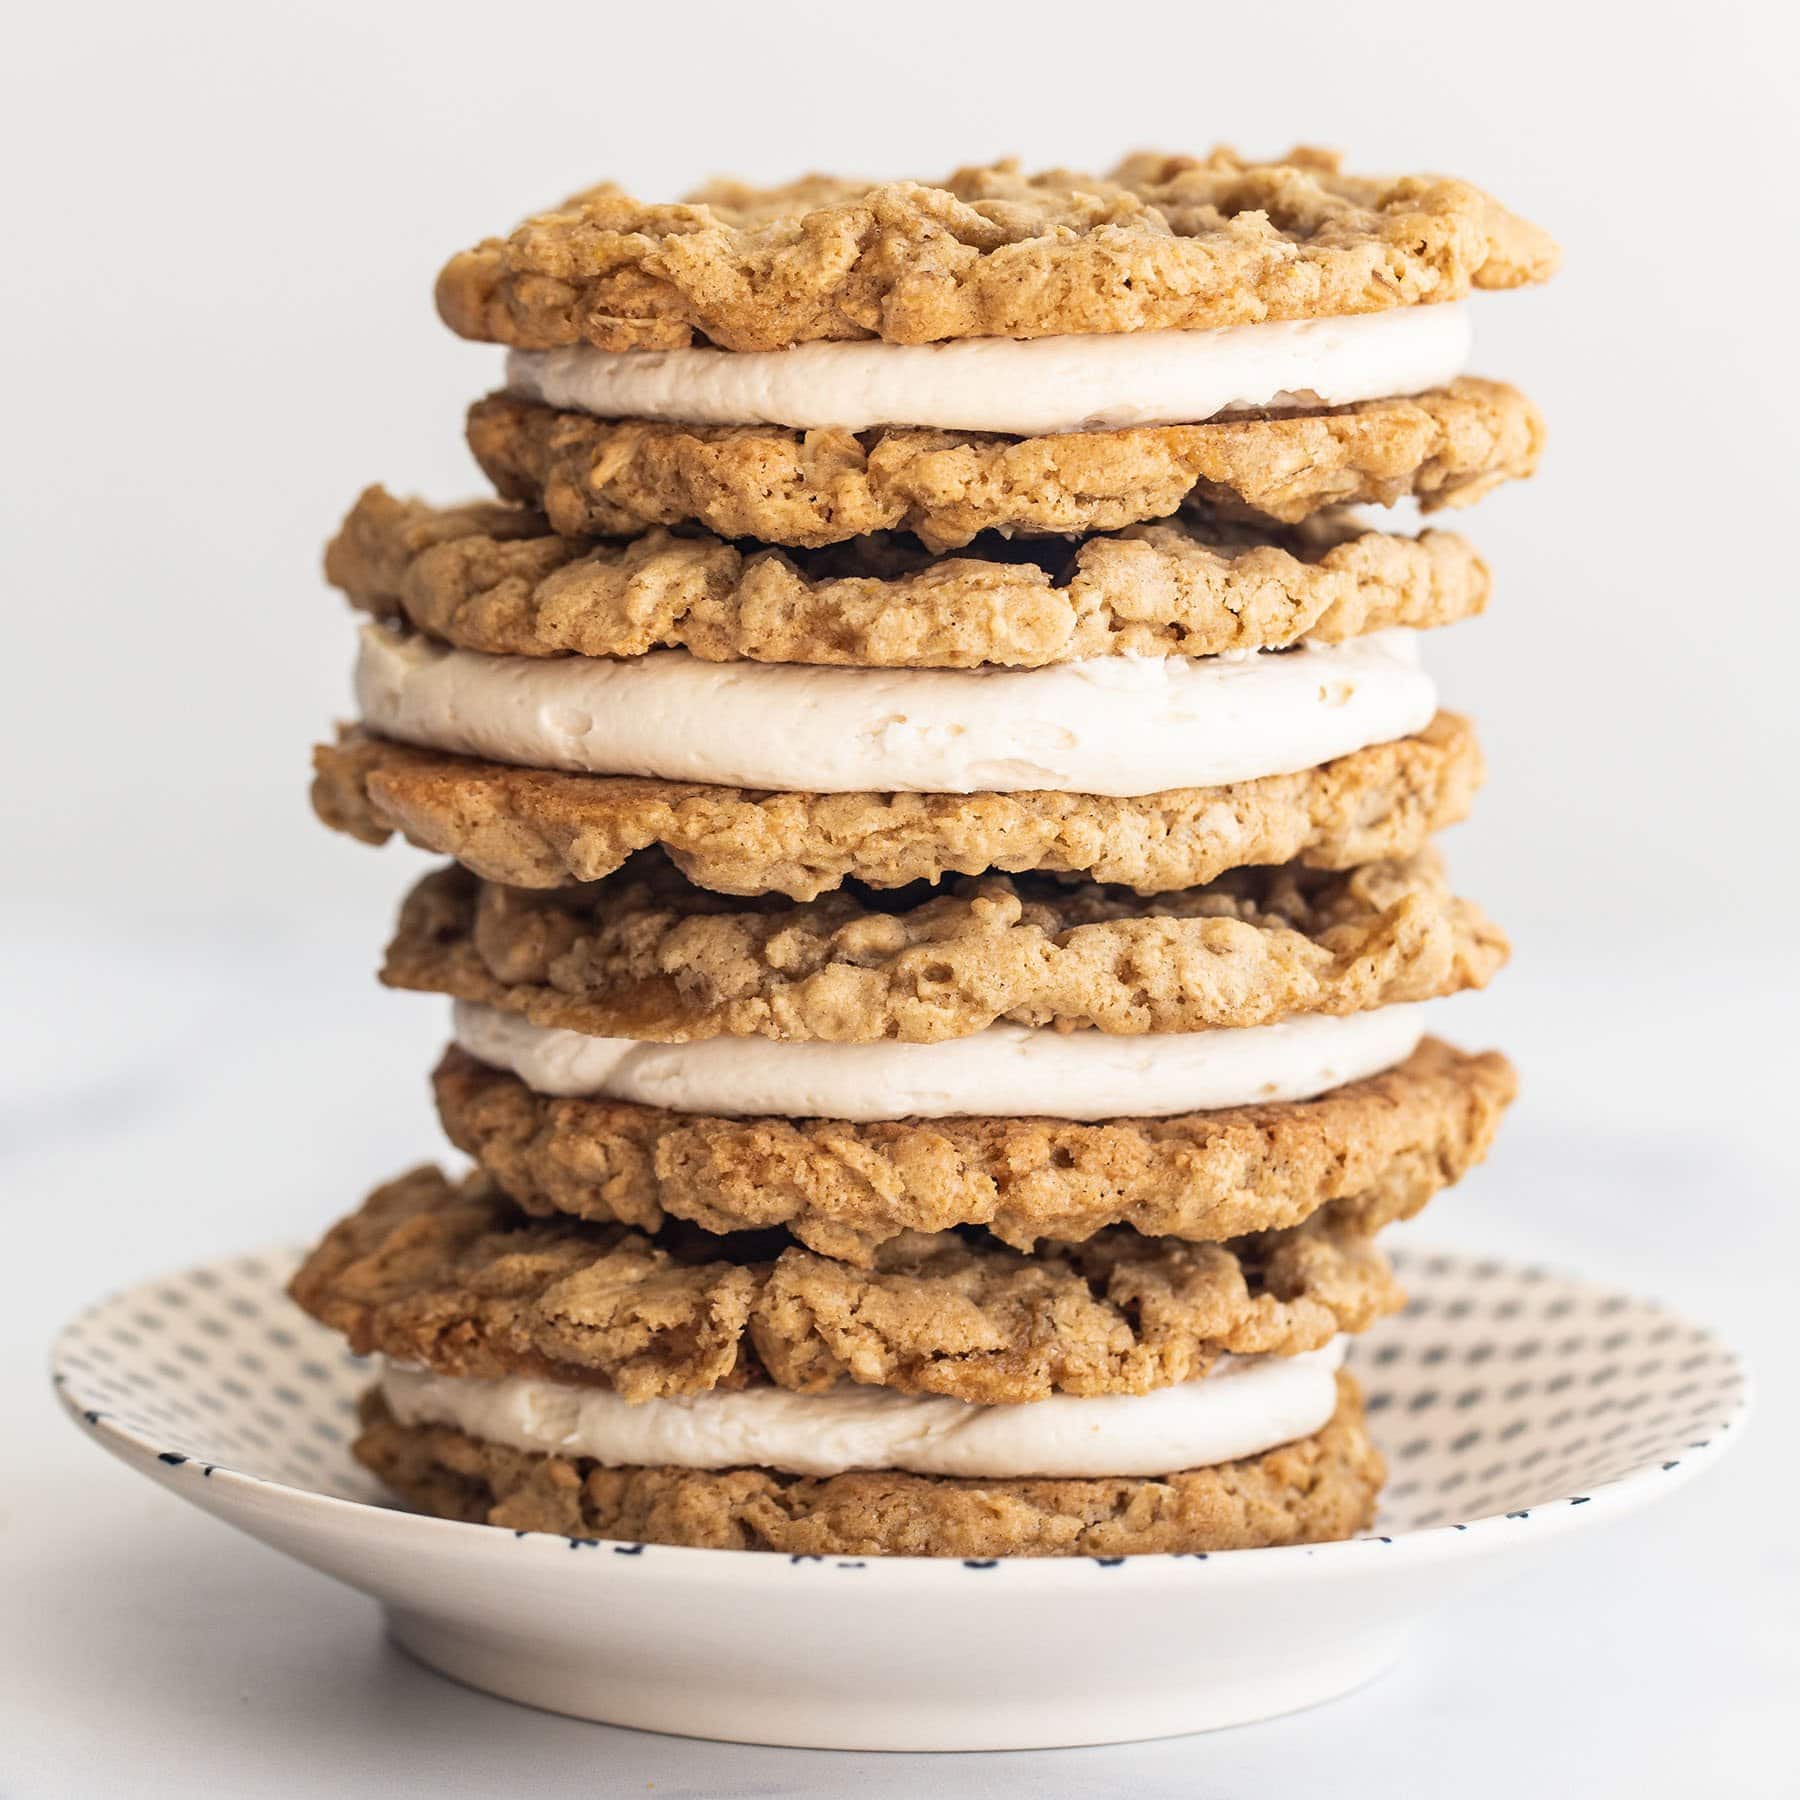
(378, 1340), (1346, 1479)
(354, 624), (1434, 797)
(505, 305), (1471, 436)
(454, 1000), (1427, 1122)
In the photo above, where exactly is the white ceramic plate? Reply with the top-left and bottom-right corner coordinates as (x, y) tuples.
(52, 1245), (1748, 1751)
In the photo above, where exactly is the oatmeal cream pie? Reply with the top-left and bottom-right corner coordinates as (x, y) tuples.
(293, 1166), (1395, 1552)
(438, 154), (1552, 550)
(316, 558), (1482, 899)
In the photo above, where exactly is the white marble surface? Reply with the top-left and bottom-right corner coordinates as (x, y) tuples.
(3, 907), (1795, 1798)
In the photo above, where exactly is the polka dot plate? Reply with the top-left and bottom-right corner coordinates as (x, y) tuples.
(52, 1245), (1748, 1751)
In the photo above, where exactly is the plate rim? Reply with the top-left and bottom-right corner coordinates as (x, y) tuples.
(51, 1241), (1752, 1585)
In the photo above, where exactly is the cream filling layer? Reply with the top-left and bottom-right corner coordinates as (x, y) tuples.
(504, 305), (1471, 436)
(378, 1341), (1346, 1480)
(354, 625), (1434, 797)
(453, 1001), (1427, 1122)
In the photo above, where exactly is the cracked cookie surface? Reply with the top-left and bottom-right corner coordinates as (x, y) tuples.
(467, 379), (1543, 550)
(312, 710), (1482, 899)
(383, 851), (1507, 1043)
(327, 485), (1488, 667)
(433, 1037), (1515, 1263)
(353, 1371), (1382, 1553)
(435, 147), (1554, 353)
(290, 1166), (1404, 1405)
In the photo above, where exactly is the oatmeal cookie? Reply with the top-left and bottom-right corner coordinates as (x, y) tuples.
(433, 1036), (1516, 1263)
(289, 1165), (1404, 1405)
(311, 710), (1483, 900)
(383, 851), (1507, 1042)
(467, 379), (1543, 549)
(327, 485), (1488, 667)
(435, 148), (1555, 353)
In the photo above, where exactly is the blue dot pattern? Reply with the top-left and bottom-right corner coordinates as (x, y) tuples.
(54, 1253), (381, 1500)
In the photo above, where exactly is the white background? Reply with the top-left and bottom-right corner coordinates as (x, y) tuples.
(3, 1), (1796, 1794)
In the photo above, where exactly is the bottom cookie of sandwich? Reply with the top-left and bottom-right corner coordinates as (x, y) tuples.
(352, 1370), (1382, 1557)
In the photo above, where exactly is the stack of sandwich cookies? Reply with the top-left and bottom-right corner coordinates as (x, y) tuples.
(299, 149), (1550, 1556)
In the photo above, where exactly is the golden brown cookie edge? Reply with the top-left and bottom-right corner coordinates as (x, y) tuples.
(430, 1037), (1516, 1263)
(467, 379), (1544, 550)
(309, 710), (1484, 899)
(435, 149), (1554, 352)
(288, 1165), (1406, 1405)
(384, 850), (1509, 1043)
(326, 484), (1490, 667)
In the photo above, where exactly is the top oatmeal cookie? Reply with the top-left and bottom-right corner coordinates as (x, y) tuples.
(436, 149), (1557, 354)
